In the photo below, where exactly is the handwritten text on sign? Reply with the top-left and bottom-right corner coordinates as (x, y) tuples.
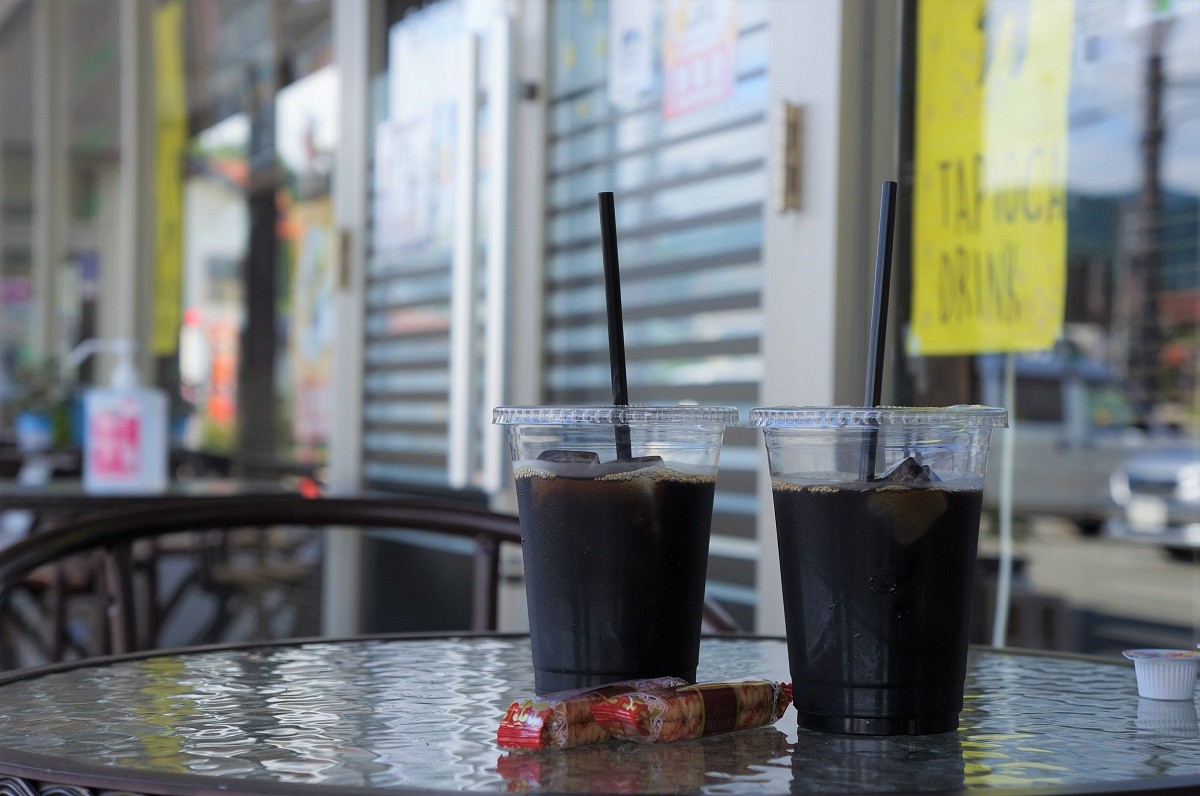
(909, 0), (1073, 356)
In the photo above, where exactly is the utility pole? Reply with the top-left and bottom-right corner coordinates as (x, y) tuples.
(236, 1), (282, 462)
(1127, 19), (1168, 418)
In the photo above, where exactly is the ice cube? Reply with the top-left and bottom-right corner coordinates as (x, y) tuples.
(585, 455), (664, 479)
(537, 449), (601, 464)
(867, 485), (950, 544)
(878, 455), (940, 484)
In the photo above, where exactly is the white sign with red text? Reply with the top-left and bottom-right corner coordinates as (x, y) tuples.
(662, 0), (738, 119)
(89, 400), (142, 480)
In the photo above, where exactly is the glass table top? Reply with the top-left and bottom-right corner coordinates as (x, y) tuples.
(0, 636), (1196, 793)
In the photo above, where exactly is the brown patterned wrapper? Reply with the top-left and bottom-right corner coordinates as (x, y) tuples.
(496, 677), (687, 750)
(591, 680), (792, 744)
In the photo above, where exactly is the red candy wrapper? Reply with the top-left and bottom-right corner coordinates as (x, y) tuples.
(497, 677), (687, 750)
(591, 680), (792, 743)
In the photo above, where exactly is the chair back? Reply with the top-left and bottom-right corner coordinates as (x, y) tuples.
(0, 496), (521, 667)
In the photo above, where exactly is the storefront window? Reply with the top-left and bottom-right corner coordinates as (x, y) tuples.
(0, 1), (113, 428)
(174, 0), (334, 464)
(0, 0), (336, 462)
(902, 0), (1200, 653)
(360, 0), (512, 493)
(0, 4), (37, 388)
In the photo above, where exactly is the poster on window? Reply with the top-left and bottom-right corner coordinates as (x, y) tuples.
(909, 0), (1073, 355)
(608, 0), (656, 111)
(388, 0), (461, 129)
(276, 67), (339, 456)
(378, 0), (461, 254)
(0, 277), (31, 368)
(288, 197), (335, 453)
(373, 120), (437, 252)
(661, 0), (737, 119)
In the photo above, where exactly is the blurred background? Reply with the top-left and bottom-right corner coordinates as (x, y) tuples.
(0, 0), (1195, 654)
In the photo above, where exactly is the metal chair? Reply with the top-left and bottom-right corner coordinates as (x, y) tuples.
(0, 493), (741, 669)
(0, 495), (521, 668)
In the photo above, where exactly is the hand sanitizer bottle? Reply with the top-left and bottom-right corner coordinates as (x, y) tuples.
(68, 339), (168, 494)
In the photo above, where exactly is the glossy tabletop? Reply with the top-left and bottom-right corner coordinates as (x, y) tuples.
(0, 635), (1196, 795)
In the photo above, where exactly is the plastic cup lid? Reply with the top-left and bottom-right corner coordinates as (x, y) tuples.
(748, 405), (1008, 429)
(492, 405), (739, 426)
(1123, 649), (1200, 661)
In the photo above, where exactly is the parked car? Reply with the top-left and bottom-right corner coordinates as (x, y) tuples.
(1106, 445), (1200, 560)
(978, 353), (1166, 535)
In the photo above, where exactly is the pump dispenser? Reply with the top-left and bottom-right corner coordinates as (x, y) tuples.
(67, 339), (168, 494)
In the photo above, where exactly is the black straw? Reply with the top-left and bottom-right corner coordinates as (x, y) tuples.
(861, 180), (899, 480)
(598, 191), (632, 460)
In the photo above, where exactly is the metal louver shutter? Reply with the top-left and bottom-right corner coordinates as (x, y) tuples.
(362, 59), (454, 489)
(543, 0), (768, 629)
(362, 1), (511, 494)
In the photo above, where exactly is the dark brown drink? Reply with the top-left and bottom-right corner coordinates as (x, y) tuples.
(772, 478), (983, 735)
(515, 462), (716, 694)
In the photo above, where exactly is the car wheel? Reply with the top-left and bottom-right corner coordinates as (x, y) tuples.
(1164, 547), (1198, 563)
(1076, 519), (1104, 538)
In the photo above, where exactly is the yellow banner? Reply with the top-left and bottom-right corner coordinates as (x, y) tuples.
(909, 0), (1073, 356)
(151, 0), (187, 356)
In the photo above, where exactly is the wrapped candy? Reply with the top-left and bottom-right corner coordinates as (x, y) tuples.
(497, 677), (686, 750)
(591, 680), (792, 743)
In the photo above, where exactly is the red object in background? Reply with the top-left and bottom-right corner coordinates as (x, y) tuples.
(183, 306), (204, 327)
(0, 276), (32, 303)
(1160, 340), (1190, 369)
(298, 477), (322, 498)
(206, 319), (239, 424)
(90, 412), (141, 478)
(1160, 289), (1200, 326)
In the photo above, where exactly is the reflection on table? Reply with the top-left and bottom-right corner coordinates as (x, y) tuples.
(0, 636), (1195, 794)
(497, 727), (791, 791)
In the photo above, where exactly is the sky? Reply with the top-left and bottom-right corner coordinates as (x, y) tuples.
(1067, 3), (1200, 197)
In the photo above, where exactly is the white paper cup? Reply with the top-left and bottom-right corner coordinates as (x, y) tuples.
(1124, 650), (1200, 701)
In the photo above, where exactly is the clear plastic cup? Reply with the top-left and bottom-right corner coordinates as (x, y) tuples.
(750, 405), (1007, 735)
(494, 405), (738, 693)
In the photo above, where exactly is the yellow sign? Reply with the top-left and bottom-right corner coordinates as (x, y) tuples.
(151, 1), (187, 356)
(909, 0), (1073, 355)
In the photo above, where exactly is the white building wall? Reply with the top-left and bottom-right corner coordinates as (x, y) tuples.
(756, 0), (900, 634)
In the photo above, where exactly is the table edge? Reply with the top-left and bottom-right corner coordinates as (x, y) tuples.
(2, 732), (1199, 796)
(0, 746), (488, 796)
